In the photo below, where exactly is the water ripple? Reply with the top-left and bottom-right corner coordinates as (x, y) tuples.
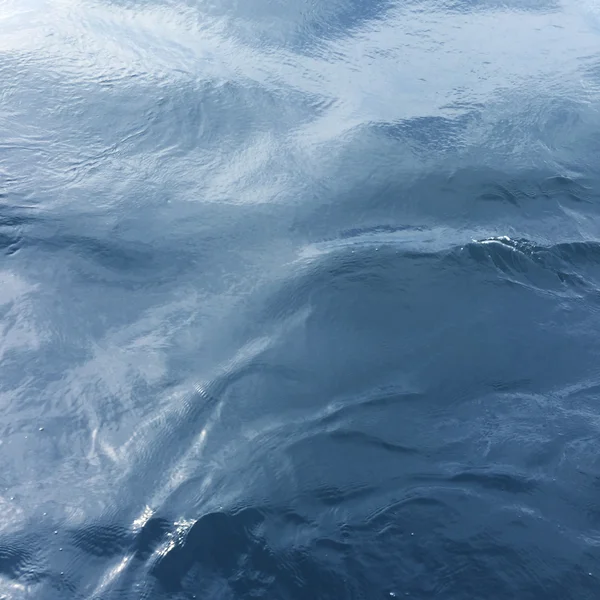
(1, 0), (600, 598)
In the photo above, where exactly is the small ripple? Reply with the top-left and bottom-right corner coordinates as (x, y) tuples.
(477, 182), (520, 205)
(449, 469), (539, 494)
(0, 536), (47, 585)
(311, 483), (376, 507)
(455, 236), (600, 295)
(71, 523), (130, 559)
(0, 540), (33, 581)
(295, 225), (600, 304)
(540, 174), (592, 202)
(0, 204), (36, 257)
(327, 429), (418, 456)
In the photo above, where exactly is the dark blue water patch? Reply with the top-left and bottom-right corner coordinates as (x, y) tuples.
(0, 537), (43, 584)
(293, 166), (600, 242)
(234, 237), (600, 437)
(176, 0), (395, 51)
(442, 0), (561, 13)
(36, 470), (600, 599)
(375, 112), (482, 153)
(0, 207), (30, 256)
(291, 0), (395, 48)
(4, 175), (600, 600)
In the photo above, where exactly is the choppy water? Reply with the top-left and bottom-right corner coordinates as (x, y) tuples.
(2, 0), (600, 598)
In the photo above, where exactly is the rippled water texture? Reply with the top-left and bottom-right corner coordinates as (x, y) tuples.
(2, 0), (600, 598)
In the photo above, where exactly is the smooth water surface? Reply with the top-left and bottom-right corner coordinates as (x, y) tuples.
(2, 0), (600, 598)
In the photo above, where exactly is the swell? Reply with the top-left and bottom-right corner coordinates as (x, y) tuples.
(6, 223), (599, 598)
(264, 228), (600, 333)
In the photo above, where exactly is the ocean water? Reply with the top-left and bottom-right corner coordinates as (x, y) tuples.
(2, 0), (600, 598)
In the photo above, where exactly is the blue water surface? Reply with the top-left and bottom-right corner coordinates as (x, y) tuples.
(2, 0), (600, 598)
